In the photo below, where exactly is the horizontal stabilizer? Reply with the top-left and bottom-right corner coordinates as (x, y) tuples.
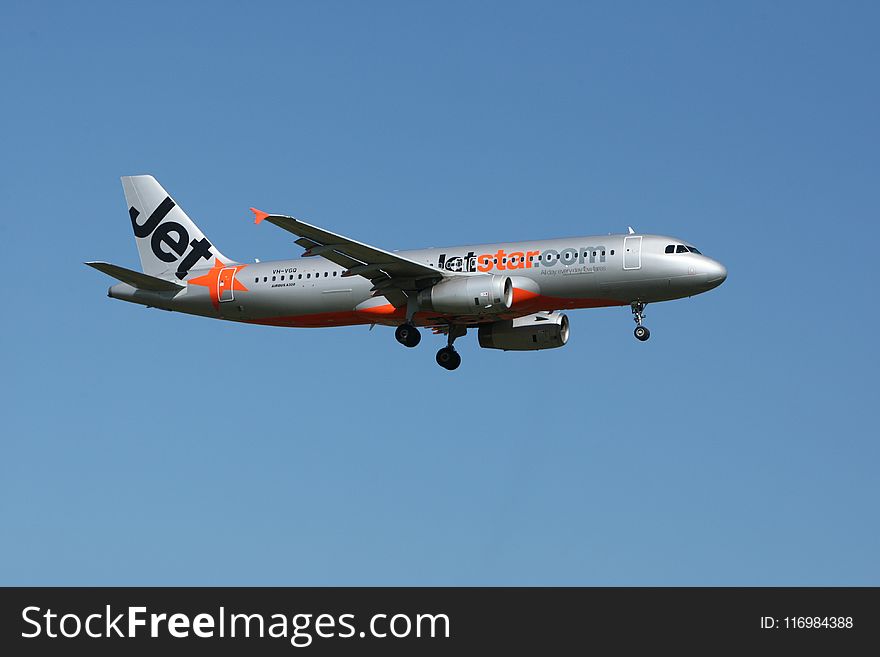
(85, 262), (184, 291)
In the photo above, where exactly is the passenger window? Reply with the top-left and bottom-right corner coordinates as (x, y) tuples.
(324, 272), (328, 277)
(601, 250), (605, 256)
(254, 277), (259, 283)
(665, 245), (675, 254)
(610, 250), (615, 255)
(263, 277), (267, 282)
(676, 245), (687, 253)
(298, 274), (302, 279)
(272, 276), (276, 281)
(307, 273), (311, 278)
(333, 271), (337, 276)
(281, 275), (285, 280)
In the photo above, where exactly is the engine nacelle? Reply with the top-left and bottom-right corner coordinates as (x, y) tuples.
(478, 311), (570, 351)
(418, 275), (513, 315)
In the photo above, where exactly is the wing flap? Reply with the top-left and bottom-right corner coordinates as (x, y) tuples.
(294, 237), (320, 249)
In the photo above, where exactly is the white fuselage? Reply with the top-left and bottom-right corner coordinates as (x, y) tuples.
(109, 232), (726, 328)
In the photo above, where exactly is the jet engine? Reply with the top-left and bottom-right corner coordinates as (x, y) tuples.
(418, 275), (513, 315)
(478, 311), (569, 351)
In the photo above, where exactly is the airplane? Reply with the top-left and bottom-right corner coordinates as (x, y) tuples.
(87, 175), (727, 370)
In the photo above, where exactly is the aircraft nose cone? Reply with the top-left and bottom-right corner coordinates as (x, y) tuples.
(707, 259), (727, 286)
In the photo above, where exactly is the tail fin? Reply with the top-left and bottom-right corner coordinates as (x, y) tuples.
(122, 175), (230, 280)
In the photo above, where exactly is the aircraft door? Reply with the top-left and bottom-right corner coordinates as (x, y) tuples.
(623, 236), (642, 270)
(218, 267), (236, 302)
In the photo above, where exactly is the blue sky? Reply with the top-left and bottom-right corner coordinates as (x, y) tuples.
(1, 1), (877, 585)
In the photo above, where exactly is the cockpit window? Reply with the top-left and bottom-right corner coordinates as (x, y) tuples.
(666, 243), (703, 254)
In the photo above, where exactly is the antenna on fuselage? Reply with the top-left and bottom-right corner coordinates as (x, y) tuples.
(627, 226), (636, 234)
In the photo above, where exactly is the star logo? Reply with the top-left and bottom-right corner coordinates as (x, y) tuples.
(187, 258), (249, 309)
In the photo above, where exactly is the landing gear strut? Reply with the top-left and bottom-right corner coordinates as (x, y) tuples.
(395, 323), (421, 348)
(631, 302), (650, 341)
(436, 325), (466, 370)
(395, 295), (422, 348)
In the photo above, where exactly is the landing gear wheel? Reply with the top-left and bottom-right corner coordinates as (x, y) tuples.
(630, 302), (650, 342)
(436, 347), (461, 370)
(395, 323), (421, 348)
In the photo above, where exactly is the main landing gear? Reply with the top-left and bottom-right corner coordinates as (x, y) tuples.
(394, 323), (421, 348)
(436, 325), (466, 371)
(631, 302), (651, 342)
(394, 321), (465, 370)
(436, 347), (461, 370)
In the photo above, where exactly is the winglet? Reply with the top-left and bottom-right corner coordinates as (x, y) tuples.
(251, 207), (270, 224)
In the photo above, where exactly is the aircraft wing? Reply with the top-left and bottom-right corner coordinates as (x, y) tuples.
(251, 208), (445, 305)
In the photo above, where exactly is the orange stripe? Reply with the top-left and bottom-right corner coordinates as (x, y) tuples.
(511, 287), (540, 304)
(357, 303), (398, 316)
(245, 294), (626, 328)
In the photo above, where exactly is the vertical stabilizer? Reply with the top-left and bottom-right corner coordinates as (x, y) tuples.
(121, 175), (230, 280)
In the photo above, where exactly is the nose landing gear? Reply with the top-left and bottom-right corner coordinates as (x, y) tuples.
(631, 302), (650, 341)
